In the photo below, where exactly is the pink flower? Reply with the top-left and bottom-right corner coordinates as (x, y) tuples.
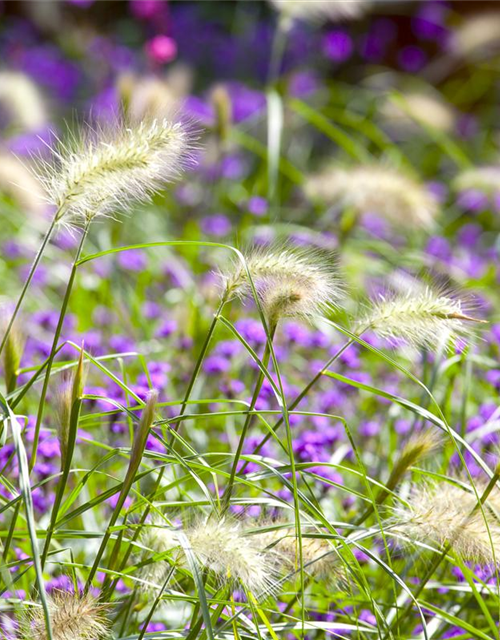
(145, 35), (177, 65)
(130, 0), (165, 20)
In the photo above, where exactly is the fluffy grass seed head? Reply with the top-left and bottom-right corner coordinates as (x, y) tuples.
(454, 165), (500, 197)
(118, 73), (186, 123)
(138, 520), (180, 590)
(450, 13), (500, 60)
(36, 115), (195, 227)
(269, 0), (368, 24)
(360, 284), (485, 352)
(388, 430), (442, 489)
(255, 525), (347, 586)
(221, 244), (343, 325)
(185, 517), (279, 598)
(393, 482), (500, 565)
(0, 152), (47, 215)
(23, 590), (110, 640)
(0, 71), (48, 132)
(382, 92), (456, 133)
(305, 165), (438, 230)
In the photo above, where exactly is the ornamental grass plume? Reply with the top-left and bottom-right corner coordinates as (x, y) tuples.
(0, 152), (47, 216)
(269, 0), (368, 24)
(220, 244), (342, 326)
(393, 482), (500, 565)
(183, 517), (279, 597)
(0, 71), (48, 132)
(382, 92), (456, 134)
(450, 13), (500, 60)
(359, 283), (485, 352)
(36, 114), (195, 228)
(22, 590), (110, 640)
(138, 520), (180, 590)
(255, 525), (346, 585)
(454, 165), (500, 197)
(304, 165), (438, 230)
(117, 73), (182, 123)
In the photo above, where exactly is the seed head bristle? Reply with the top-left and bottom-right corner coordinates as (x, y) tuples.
(388, 431), (442, 490)
(393, 482), (500, 565)
(383, 92), (456, 133)
(0, 152), (47, 215)
(451, 13), (500, 59)
(269, 0), (368, 23)
(0, 71), (47, 132)
(454, 165), (500, 196)
(24, 590), (110, 640)
(305, 165), (437, 230)
(185, 517), (279, 598)
(360, 284), (484, 352)
(221, 244), (343, 324)
(138, 520), (180, 590)
(35, 115), (196, 227)
(255, 525), (347, 586)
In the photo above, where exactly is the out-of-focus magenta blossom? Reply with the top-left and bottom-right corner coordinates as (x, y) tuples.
(287, 70), (319, 98)
(130, 0), (167, 20)
(201, 214), (231, 237)
(67, 0), (94, 6)
(247, 196), (268, 217)
(18, 46), (80, 101)
(412, 2), (449, 41)
(7, 126), (54, 157)
(146, 35), (177, 65)
(398, 45), (427, 72)
(322, 30), (353, 63)
(457, 189), (489, 212)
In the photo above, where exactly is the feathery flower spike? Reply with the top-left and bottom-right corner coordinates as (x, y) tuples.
(139, 521), (180, 590)
(451, 13), (500, 60)
(184, 517), (279, 597)
(36, 115), (195, 227)
(255, 525), (346, 585)
(23, 590), (110, 640)
(454, 165), (500, 197)
(221, 244), (342, 325)
(269, 0), (368, 24)
(0, 71), (47, 132)
(360, 284), (485, 352)
(393, 482), (500, 565)
(305, 164), (438, 230)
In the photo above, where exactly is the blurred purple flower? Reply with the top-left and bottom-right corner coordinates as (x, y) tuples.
(117, 249), (148, 272)
(247, 196), (268, 217)
(322, 30), (353, 63)
(146, 35), (177, 65)
(398, 46), (427, 73)
(201, 214), (231, 237)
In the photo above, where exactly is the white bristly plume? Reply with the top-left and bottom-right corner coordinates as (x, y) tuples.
(305, 165), (438, 230)
(393, 482), (500, 565)
(269, 0), (368, 24)
(0, 71), (48, 132)
(35, 116), (196, 227)
(220, 244), (343, 325)
(185, 518), (279, 597)
(360, 284), (485, 352)
(255, 525), (347, 585)
(450, 13), (500, 60)
(24, 590), (110, 640)
(454, 165), (500, 197)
